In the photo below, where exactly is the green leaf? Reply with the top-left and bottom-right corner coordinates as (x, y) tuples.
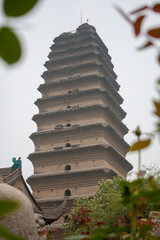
(0, 199), (19, 218)
(130, 139), (151, 151)
(141, 189), (160, 202)
(0, 27), (21, 64)
(3, 0), (39, 17)
(90, 226), (111, 240)
(120, 179), (144, 204)
(0, 224), (26, 240)
(138, 225), (152, 237)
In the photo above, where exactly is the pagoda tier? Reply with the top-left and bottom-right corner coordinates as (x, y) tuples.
(38, 74), (123, 105)
(28, 144), (132, 178)
(41, 62), (119, 97)
(27, 167), (118, 225)
(49, 25), (115, 78)
(30, 123), (129, 157)
(27, 23), (132, 225)
(44, 52), (118, 90)
(32, 105), (127, 137)
(35, 88), (125, 120)
(27, 167), (118, 200)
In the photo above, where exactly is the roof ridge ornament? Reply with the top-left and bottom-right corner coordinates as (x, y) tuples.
(12, 157), (21, 170)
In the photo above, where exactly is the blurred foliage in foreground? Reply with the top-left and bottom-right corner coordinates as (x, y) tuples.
(65, 171), (160, 239)
(0, 199), (26, 240)
(0, 0), (40, 64)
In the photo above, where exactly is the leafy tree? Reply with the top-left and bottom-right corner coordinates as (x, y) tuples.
(66, 176), (160, 240)
(142, 166), (160, 216)
(65, 168), (160, 237)
(64, 177), (129, 236)
(144, 165), (160, 183)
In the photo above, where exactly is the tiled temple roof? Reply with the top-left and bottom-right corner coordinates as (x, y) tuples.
(0, 167), (65, 224)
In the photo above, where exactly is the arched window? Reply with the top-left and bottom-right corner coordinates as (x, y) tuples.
(66, 143), (71, 147)
(64, 189), (71, 197)
(65, 165), (71, 171)
(67, 105), (71, 109)
(66, 123), (71, 127)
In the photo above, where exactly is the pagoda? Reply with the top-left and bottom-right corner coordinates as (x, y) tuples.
(27, 23), (132, 223)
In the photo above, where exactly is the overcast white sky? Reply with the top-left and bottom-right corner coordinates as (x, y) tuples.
(0, 0), (159, 181)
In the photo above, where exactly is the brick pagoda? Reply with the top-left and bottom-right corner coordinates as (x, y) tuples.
(27, 23), (132, 224)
